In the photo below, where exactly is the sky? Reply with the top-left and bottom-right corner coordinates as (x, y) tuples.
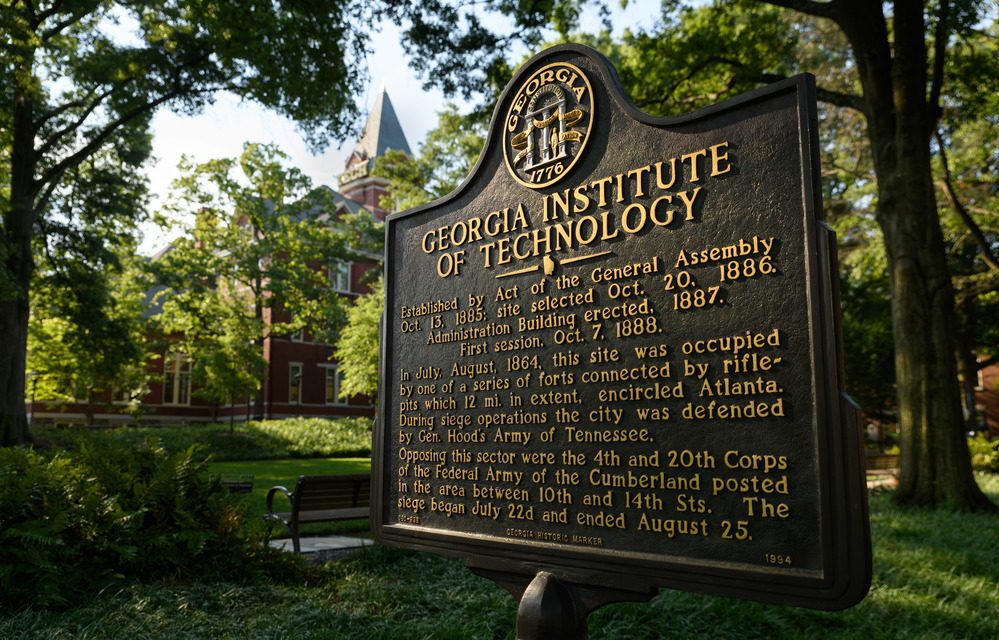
(142, 2), (663, 254)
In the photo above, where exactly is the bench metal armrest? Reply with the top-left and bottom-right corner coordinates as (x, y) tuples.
(265, 485), (294, 518)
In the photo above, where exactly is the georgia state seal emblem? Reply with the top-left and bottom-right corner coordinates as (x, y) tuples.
(503, 62), (593, 189)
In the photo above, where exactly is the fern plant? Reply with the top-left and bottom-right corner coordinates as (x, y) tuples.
(0, 434), (252, 609)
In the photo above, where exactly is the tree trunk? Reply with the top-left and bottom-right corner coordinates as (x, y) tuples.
(841, 1), (993, 510)
(253, 291), (266, 420)
(1, 82), (37, 447)
(0, 298), (31, 446)
(879, 173), (992, 510)
(85, 391), (96, 427)
(954, 292), (981, 432)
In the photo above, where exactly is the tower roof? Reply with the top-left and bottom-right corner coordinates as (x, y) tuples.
(352, 88), (412, 161)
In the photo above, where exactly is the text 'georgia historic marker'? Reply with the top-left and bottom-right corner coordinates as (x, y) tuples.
(373, 44), (871, 614)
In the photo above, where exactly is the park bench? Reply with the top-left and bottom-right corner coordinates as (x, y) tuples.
(865, 452), (899, 487)
(210, 473), (254, 493)
(264, 473), (371, 553)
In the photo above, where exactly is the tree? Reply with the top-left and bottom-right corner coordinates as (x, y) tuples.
(156, 281), (266, 425)
(932, 22), (999, 430)
(388, 0), (599, 103)
(617, 1), (999, 509)
(150, 142), (376, 419)
(811, 49), (898, 425)
(25, 129), (154, 424)
(26, 252), (152, 425)
(2, 0), (377, 445)
(335, 276), (385, 401)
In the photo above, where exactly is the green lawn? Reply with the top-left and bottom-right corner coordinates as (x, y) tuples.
(211, 457), (371, 537)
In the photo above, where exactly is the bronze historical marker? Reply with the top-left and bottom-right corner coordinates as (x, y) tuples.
(373, 44), (871, 625)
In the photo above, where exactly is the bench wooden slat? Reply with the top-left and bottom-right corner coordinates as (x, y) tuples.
(298, 495), (371, 508)
(290, 507), (370, 523)
(865, 453), (899, 475)
(268, 508), (370, 523)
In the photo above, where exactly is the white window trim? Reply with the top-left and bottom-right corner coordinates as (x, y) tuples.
(289, 362), (303, 405)
(330, 261), (352, 294)
(324, 365), (348, 406)
(164, 353), (192, 406)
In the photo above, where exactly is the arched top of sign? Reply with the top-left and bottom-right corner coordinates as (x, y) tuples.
(502, 62), (593, 189)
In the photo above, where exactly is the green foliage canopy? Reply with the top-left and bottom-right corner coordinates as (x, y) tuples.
(335, 276), (384, 401)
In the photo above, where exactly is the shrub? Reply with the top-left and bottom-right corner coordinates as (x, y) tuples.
(0, 434), (259, 609)
(34, 416), (373, 461)
(969, 434), (999, 473)
(245, 416), (373, 458)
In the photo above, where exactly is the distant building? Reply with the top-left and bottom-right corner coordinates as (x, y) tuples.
(28, 90), (409, 426)
(975, 361), (999, 438)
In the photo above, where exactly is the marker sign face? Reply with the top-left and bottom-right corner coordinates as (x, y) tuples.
(374, 45), (871, 611)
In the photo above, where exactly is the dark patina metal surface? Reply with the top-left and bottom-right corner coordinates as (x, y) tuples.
(372, 44), (871, 616)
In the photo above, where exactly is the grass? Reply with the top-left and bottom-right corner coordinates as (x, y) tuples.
(9, 425), (999, 637)
(4, 473), (998, 639)
(0, 547), (516, 640)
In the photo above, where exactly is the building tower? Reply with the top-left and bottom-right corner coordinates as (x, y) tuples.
(338, 88), (412, 220)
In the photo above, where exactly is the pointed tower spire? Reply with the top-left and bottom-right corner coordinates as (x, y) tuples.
(352, 89), (412, 161)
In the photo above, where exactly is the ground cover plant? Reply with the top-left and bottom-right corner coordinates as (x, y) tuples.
(3, 473), (998, 638)
(33, 417), (372, 461)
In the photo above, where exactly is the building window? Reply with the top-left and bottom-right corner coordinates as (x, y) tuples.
(330, 261), (352, 293)
(289, 364), (303, 404)
(287, 311), (305, 342)
(326, 367), (347, 405)
(164, 354), (191, 405)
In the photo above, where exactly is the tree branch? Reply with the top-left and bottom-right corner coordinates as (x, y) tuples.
(935, 129), (999, 276)
(34, 90), (176, 211)
(35, 51), (217, 210)
(41, 10), (86, 42)
(762, 0), (842, 20)
(928, 0), (950, 121)
(815, 85), (868, 114)
(27, 0), (73, 35)
(694, 55), (868, 115)
(33, 169), (63, 221)
(35, 93), (95, 130)
(35, 86), (115, 160)
(757, 68), (867, 113)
